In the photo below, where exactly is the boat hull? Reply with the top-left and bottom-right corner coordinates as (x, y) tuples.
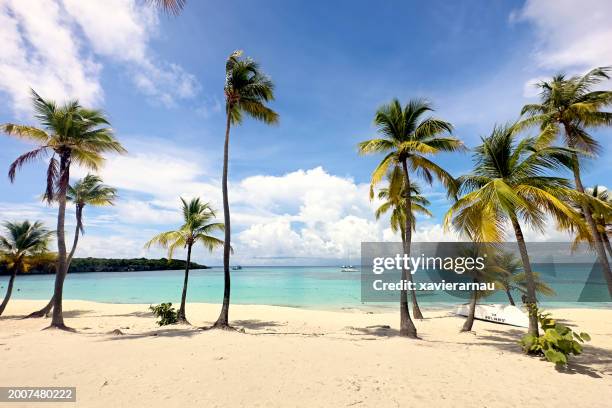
(454, 304), (529, 328)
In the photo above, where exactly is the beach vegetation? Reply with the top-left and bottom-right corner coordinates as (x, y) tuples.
(149, 302), (179, 326)
(359, 98), (463, 337)
(520, 308), (591, 366)
(517, 67), (612, 296)
(445, 124), (583, 336)
(374, 170), (431, 319)
(145, 197), (224, 324)
(0, 221), (54, 316)
(1, 90), (125, 330)
(26, 174), (117, 318)
(215, 50), (278, 329)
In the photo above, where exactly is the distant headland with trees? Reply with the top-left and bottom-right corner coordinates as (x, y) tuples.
(0, 257), (209, 275)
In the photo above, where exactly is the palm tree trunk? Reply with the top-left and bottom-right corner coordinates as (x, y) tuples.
(564, 136), (612, 298)
(177, 244), (192, 323)
(602, 232), (612, 260)
(510, 215), (539, 337)
(24, 208), (81, 319)
(49, 153), (71, 330)
(0, 269), (17, 316)
(505, 289), (516, 306)
(401, 227), (423, 319)
(24, 204), (83, 319)
(461, 279), (478, 332)
(399, 159), (418, 338)
(214, 111), (232, 328)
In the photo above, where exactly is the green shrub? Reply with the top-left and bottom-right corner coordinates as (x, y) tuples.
(520, 307), (591, 366)
(149, 302), (178, 326)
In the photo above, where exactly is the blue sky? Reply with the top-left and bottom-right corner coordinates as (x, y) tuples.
(0, 0), (611, 265)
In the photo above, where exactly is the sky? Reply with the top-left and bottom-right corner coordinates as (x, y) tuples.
(0, 0), (611, 265)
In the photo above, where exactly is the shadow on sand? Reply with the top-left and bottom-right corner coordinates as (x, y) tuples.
(476, 328), (611, 379)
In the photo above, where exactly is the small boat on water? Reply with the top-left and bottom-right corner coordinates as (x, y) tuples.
(454, 303), (528, 328)
(231, 265), (242, 270)
(340, 249), (358, 272)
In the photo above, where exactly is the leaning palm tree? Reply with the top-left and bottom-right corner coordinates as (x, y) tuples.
(375, 168), (431, 318)
(1, 90), (125, 330)
(359, 98), (463, 338)
(444, 124), (583, 336)
(146, 198), (224, 323)
(214, 51), (278, 329)
(0, 221), (54, 316)
(517, 67), (612, 295)
(26, 174), (117, 318)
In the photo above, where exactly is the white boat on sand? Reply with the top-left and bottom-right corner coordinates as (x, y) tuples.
(454, 304), (528, 328)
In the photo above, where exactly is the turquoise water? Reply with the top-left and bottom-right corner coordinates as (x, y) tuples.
(3, 266), (610, 310)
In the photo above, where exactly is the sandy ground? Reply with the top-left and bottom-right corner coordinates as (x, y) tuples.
(1, 300), (611, 408)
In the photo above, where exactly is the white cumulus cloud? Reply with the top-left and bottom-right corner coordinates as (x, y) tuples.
(0, 0), (199, 115)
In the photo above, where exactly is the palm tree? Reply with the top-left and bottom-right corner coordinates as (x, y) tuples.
(374, 168), (432, 318)
(491, 251), (555, 306)
(146, 198), (224, 323)
(0, 221), (54, 316)
(517, 67), (612, 296)
(26, 174), (117, 318)
(456, 245), (499, 332)
(214, 51), (278, 329)
(359, 98), (463, 338)
(1, 90), (125, 330)
(444, 124), (582, 336)
(146, 0), (186, 15)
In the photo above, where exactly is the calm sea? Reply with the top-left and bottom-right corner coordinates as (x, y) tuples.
(3, 266), (610, 310)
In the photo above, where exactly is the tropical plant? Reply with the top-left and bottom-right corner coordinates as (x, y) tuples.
(149, 303), (179, 326)
(1, 90), (125, 330)
(26, 174), (117, 318)
(517, 67), (612, 296)
(491, 251), (555, 306)
(0, 221), (54, 316)
(565, 185), (612, 257)
(374, 168), (432, 318)
(145, 197), (224, 323)
(215, 51), (278, 329)
(359, 98), (463, 337)
(444, 124), (583, 336)
(520, 307), (591, 366)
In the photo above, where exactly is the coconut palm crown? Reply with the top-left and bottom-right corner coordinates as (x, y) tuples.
(444, 123), (583, 335)
(0, 221), (54, 315)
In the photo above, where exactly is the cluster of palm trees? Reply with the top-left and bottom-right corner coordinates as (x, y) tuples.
(0, 44), (610, 343)
(0, 50), (277, 331)
(361, 67), (612, 338)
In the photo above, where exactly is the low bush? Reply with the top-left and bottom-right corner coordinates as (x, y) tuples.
(520, 307), (591, 366)
(149, 302), (178, 326)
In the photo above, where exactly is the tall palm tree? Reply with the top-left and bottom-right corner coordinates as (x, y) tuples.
(146, 198), (224, 323)
(517, 67), (612, 296)
(375, 168), (431, 318)
(359, 98), (463, 338)
(444, 124), (582, 336)
(0, 221), (54, 316)
(214, 51), (278, 329)
(1, 90), (125, 330)
(26, 174), (117, 318)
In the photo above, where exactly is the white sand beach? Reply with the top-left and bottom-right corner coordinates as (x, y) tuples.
(1, 300), (611, 407)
